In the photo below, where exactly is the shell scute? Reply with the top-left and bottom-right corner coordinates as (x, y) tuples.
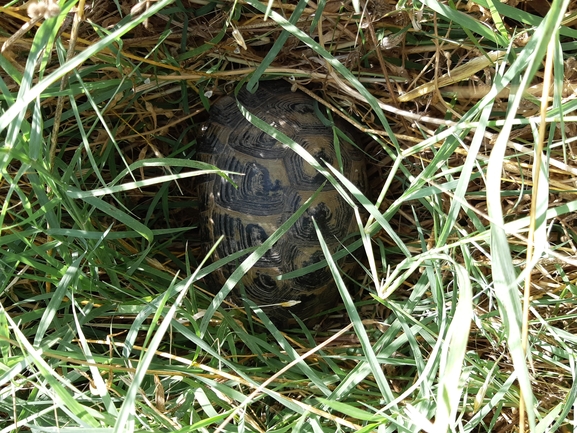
(213, 158), (286, 216)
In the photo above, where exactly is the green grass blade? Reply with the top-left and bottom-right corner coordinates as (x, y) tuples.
(312, 218), (396, 403)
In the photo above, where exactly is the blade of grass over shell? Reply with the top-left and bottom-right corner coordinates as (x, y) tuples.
(66, 165), (232, 198)
(230, 95), (387, 284)
(234, 95), (357, 212)
(199, 184), (325, 336)
(278, 236), (365, 282)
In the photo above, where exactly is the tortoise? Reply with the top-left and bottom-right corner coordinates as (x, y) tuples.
(197, 81), (366, 325)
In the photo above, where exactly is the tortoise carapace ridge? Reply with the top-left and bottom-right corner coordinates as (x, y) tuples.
(197, 81), (367, 326)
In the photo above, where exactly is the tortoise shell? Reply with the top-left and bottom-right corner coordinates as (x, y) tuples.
(197, 81), (366, 325)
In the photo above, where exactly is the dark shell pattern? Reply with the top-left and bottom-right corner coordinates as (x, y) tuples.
(197, 81), (366, 325)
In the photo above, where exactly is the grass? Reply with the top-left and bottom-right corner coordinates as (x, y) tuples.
(1, 0), (577, 431)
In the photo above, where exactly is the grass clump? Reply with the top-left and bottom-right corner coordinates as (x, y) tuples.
(1, 0), (577, 432)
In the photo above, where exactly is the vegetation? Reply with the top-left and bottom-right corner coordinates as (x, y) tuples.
(1, 0), (576, 431)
